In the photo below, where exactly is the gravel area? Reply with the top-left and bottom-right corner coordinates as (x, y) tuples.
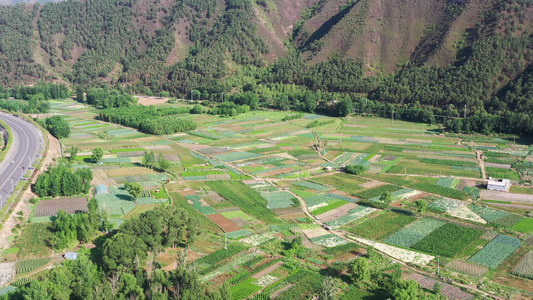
(480, 190), (533, 204)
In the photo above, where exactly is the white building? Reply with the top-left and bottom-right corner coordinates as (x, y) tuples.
(487, 179), (511, 192)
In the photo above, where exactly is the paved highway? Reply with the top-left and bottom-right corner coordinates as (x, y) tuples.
(0, 112), (43, 208)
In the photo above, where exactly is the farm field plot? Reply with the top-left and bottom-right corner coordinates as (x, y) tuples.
(348, 211), (417, 240)
(261, 191), (297, 209)
(512, 251), (533, 279)
(405, 273), (474, 300)
(435, 177), (457, 188)
(317, 202), (358, 223)
(511, 218), (533, 233)
(445, 260), (489, 277)
(469, 235), (522, 268)
(15, 258), (50, 274)
(309, 234), (348, 248)
(207, 213), (241, 232)
(213, 151), (262, 162)
(351, 236), (434, 265)
(225, 229), (251, 239)
(324, 205), (376, 229)
(34, 197), (88, 217)
(240, 232), (276, 246)
(315, 174), (364, 191)
(354, 184), (402, 199)
(220, 210), (254, 221)
(114, 173), (169, 183)
(206, 181), (279, 223)
(291, 180), (331, 192)
(411, 223), (484, 257)
(469, 204), (510, 223)
(448, 206), (487, 224)
(384, 218), (446, 248)
(311, 199), (349, 216)
(230, 278), (262, 300)
(428, 198), (466, 212)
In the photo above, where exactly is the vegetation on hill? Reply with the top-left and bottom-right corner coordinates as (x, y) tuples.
(0, 0), (531, 135)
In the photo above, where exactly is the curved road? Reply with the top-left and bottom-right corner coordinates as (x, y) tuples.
(0, 112), (43, 208)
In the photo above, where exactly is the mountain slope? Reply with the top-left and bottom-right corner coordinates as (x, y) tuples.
(0, 0), (531, 122)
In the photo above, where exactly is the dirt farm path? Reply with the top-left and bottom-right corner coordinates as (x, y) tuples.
(0, 133), (61, 250)
(476, 150), (486, 180)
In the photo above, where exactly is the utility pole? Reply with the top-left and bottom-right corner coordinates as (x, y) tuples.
(464, 104), (467, 118)
(391, 110), (395, 125)
(191, 90), (193, 101)
(224, 233), (227, 249)
(437, 256), (440, 275)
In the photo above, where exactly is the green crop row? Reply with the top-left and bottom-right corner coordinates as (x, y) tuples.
(230, 278), (262, 300)
(194, 243), (248, 274)
(252, 258), (282, 275)
(323, 242), (359, 255)
(306, 119), (335, 128)
(421, 158), (478, 167)
(411, 223), (484, 257)
(229, 270), (251, 285)
(242, 256), (265, 269)
(410, 183), (469, 200)
(206, 181), (280, 224)
(16, 258), (50, 274)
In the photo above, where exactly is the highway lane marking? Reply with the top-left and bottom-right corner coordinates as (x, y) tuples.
(0, 116), (40, 196)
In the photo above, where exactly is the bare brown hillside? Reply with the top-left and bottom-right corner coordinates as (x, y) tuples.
(294, 0), (498, 74)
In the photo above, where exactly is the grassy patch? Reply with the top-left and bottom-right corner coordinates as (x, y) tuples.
(220, 210), (254, 221)
(509, 186), (533, 195)
(457, 239), (490, 260)
(354, 185), (402, 200)
(150, 189), (169, 199)
(345, 211), (416, 240)
(109, 147), (145, 153)
(511, 218), (533, 233)
(312, 199), (349, 215)
(15, 223), (54, 259)
(312, 173), (366, 195)
(122, 204), (160, 219)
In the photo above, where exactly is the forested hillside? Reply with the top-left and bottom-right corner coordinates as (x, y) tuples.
(0, 0), (532, 134)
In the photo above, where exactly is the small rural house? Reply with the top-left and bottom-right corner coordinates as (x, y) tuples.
(64, 252), (78, 260)
(487, 179), (511, 192)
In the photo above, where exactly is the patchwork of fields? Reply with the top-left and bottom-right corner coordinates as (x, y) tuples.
(7, 100), (533, 299)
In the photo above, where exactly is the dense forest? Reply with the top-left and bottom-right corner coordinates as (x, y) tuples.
(0, 0), (531, 134)
(6, 204), (234, 299)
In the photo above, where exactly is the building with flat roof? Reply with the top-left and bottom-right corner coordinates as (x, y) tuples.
(487, 179), (511, 192)
(64, 252), (78, 260)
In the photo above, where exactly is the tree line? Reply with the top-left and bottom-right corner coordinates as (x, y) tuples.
(98, 105), (197, 135)
(33, 164), (92, 197)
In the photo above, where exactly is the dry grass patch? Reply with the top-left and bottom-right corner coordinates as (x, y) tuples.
(106, 167), (158, 177)
(91, 169), (117, 186)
